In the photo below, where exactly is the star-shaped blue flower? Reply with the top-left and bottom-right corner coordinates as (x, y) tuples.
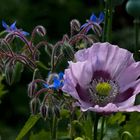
(81, 12), (104, 33)
(44, 72), (64, 90)
(2, 20), (29, 36)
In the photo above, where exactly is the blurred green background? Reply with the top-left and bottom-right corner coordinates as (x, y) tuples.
(0, 0), (138, 140)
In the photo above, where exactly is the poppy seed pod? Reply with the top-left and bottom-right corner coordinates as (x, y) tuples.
(126, 0), (140, 17)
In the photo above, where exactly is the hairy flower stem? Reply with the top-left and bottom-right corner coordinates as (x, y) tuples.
(134, 18), (139, 53)
(69, 112), (75, 140)
(102, 0), (113, 42)
(50, 115), (57, 140)
(0, 31), (6, 36)
(99, 116), (105, 140)
(107, 0), (113, 42)
(92, 113), (100, 140)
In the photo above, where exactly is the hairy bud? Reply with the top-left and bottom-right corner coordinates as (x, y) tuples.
(5, 62), (23, 85)
(40, 104), (48, 119)
(70, 19), (81, 36)
(30, 97), (40, 115)
(36, 26), (46, 36)
(61, 42), (75, 60)
(28, 82), (37, 98)
(4, 63), (14, 85)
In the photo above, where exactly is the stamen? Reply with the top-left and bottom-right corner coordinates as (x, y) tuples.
(88, 78), (119, 106)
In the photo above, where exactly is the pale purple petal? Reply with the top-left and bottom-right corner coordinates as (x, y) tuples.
(120, 79), (140, 95)
(81, 103), (118, 113)
(75, 42), (134, 79)
(116, 95), (136, 108)
(114, 88), (134, 103)
(68, 61), (93, 87)
(62, 70), (92, 108)
(119, 105), (140, 112)
(117, 62), (140, 87)
(114, 79), (140, 104)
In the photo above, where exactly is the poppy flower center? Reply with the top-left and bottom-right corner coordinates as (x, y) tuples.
(96, 82), (111, 96)
(88, 78), (119, 106)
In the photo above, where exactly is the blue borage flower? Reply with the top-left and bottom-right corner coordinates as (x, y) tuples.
(44, 72), (64, 90)
(81, 12), (104, 33)
(2, 20), (29, 36)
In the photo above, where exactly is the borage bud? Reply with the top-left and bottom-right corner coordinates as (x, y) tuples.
(61, 42), (75, 60)
(30, 97), (40, 115)
(28, 82), (37, 98)
(70, 19), (81, 36)
(5, 64), (14, 85)
(36, 25), (46, 36)
(53, 106), (60, 118)
(5, 62), (24, 85)
(40, 104), (48, 119)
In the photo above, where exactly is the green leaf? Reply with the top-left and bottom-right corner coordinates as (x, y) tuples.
(123, 112), (140, 140)
(16, 114), (41, 140)
(107, 112), (126, 125)
(0, 75), (7, 100)
(29, 130), (50, 140)
(36, 61), (50, 71)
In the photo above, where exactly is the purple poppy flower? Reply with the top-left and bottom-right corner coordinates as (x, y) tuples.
(62, 42), (140, 113)
(2, 20), (29, 36)
(80, 12), (104, 34)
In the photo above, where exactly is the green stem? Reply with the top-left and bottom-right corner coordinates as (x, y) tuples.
(134, 18), (139, 53)
(102, 1), (108, 42)
(106, 0), (113, 42)
(102, 0), (113, 42)
(93, 113), (100, 140)
(69, 112), (75, 140)
(50, 115), (57, 140)
(99, 116), (105, 140)
(0, 31), (6, 36)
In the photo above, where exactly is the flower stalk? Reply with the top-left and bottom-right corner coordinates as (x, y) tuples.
(102, 0), (113, 42)
(134, 18), (139, 53)
(50, 114), (58, 140)
(92, 113), (100, 140)
(99, 116), (105, 140)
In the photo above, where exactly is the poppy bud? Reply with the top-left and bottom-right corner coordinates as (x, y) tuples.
(126, 0), (140, 17)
